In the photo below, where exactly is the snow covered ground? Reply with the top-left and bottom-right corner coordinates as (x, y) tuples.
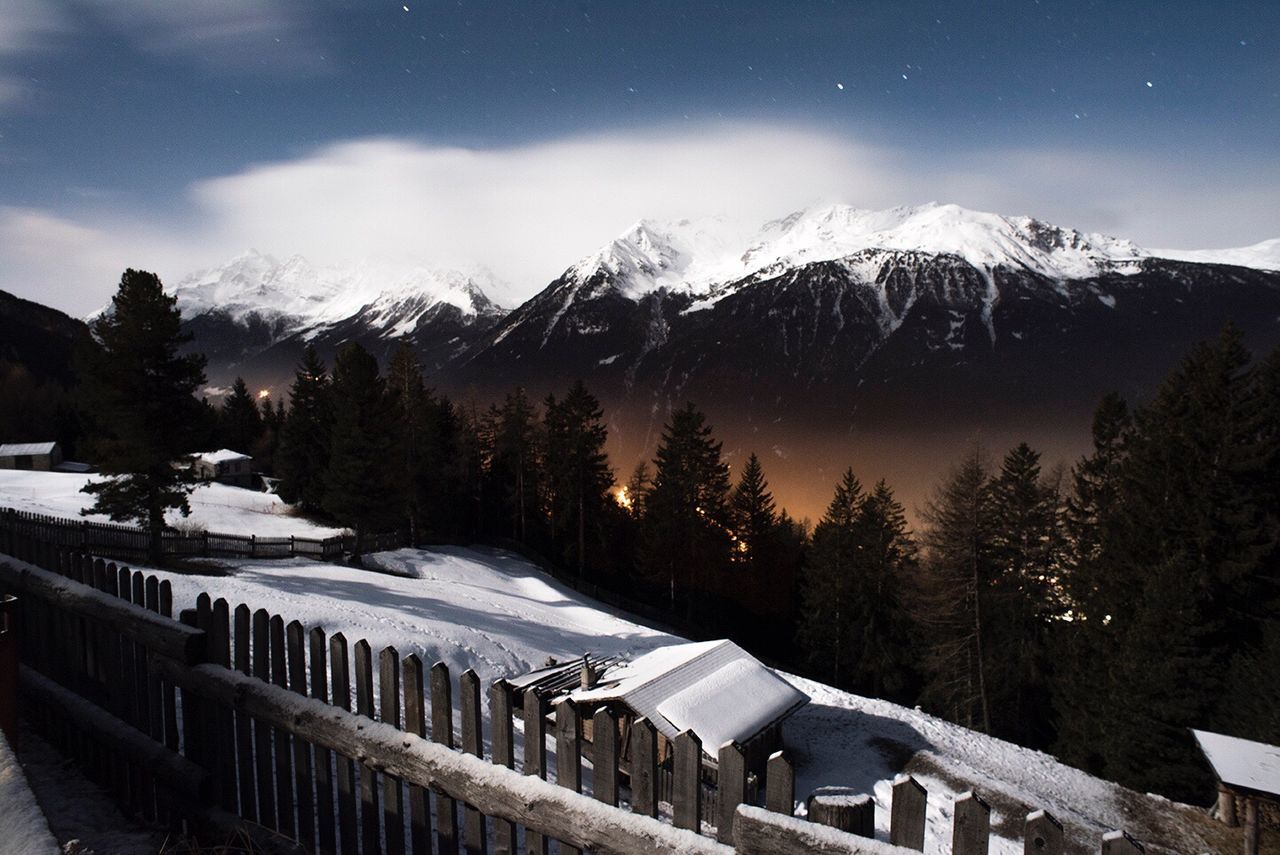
(0, 470), (345, 538)
(132, 548), (1235, 855)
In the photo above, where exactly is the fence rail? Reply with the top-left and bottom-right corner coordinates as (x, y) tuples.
(0, 530), (1154, 855)
(0, 506), (407, 564)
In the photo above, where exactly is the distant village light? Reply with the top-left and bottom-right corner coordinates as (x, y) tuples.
(257, 389), (270, 399)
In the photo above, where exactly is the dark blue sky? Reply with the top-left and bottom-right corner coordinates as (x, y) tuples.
(1, 1), (1277, 313)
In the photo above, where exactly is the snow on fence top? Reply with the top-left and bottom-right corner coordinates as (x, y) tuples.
(1192, 728), (1280, 798)
(571, 639), (808, 753)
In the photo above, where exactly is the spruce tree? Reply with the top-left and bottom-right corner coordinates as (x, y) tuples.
(729, 452), (778, 569)
(852, 480), (919, 701)
(487, 388), (542, 544)
(796, 468), (864, 688)
(385, 345), (433, 543)
(219, 376), (263, 453)
(322, 343), (395, 551)
(640, 402), (732, 619)
(276, 346), (332, 513)
(544, 381), (613, 576)
(79, 269), (207, 562)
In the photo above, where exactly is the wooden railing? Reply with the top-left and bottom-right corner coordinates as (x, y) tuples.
(0, 506), (406, 564)
(0, 532), (1152, 854)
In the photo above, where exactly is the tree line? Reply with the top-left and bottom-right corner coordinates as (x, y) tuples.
(27, 269), (1280, 806)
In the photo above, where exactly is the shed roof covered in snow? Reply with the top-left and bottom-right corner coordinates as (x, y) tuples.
(568, 639), (808, 753)
(197, 449), (252, 465)
(0, 442), (58, 457)
(1192, 729), (1280, 799)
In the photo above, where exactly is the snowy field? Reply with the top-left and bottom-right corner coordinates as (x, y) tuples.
(0, 470), (345, 538)
(0, 470), (1236, 852)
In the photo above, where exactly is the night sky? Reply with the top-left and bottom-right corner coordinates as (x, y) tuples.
(1, 1), (1277, 314)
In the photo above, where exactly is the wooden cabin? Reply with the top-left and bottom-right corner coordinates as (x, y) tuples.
(193, 449), (254, 488)
(0, 442), (62, 471)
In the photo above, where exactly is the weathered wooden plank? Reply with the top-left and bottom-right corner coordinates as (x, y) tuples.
(231, 603), (256, 823)
(557, 698), (584, 855)
(354, 639), (380, 855)
(717, 741), (748, 844)
(673, 730), (702, 832)
(432, 661), (460, 855)
(889, 774), (927, 850)
(288, 621), (316, 853)
(1024, 809), (1064, 855)
(523, 688), (549, 855)
(380, 646), (406, 855)
(489, 679), (515, 855)
(952, 791), (990, 855)
(208, 598), (237, 812)
(270, 615), (296, 838)
(458, 668), (486, 855)
(631, 716), (658, 819)
(251, 608), (276, 828)
(330, 633), (358, 855)
(765, 751), (795, 816)
(404, 655), (432, 855)
(309, 627), (336, 855)
(593, 707), (619, 807)
(809, 791), (873, 838)
(154, 658), (731, 855)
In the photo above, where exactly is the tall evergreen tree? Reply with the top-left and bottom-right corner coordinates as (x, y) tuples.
(79, 269), (207, 562)
(852, 480), (919, 701)
(322, 343), (396, 549)
(729, 452), (778, 569)
(916, 446), (995, 732)
(544, 381), (613, 576)
(796, 469), (864, 688)
(487, 388), (542, 544)
(385, 345), (433, 543)
(640, 403), (732, 619)
(219, 376), (263, 452)
(276, 346), (332, 513)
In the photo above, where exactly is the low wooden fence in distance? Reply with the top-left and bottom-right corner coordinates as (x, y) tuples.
(0, 507), (406, 565)
(0, 531), (1152, 854)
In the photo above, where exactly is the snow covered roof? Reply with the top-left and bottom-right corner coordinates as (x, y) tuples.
(197, 449), (252, 464)
(568, 639), (808, 753)
(1192, 729), (1280, 798)
(0, 442), (57, 457)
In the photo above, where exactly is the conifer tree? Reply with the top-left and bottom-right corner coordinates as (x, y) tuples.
(852, 480), (919, 701)
(276, 346), (332, 513)
(640, 402), (732, 619)
(487, 388), (542, 544)
(322, 342), (395, 551)
(219, 376), (263, 452)
(544, 381), (613, 576)
(730, 452), (778, 569)
(385, 345), (433, 542)
(796, 468), (864, 687)
(79, 269), (207, 562)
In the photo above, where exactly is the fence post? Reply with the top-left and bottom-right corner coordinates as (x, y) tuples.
(718, 741), (748, 844)
(631, 716), (659, 819)
(459, 669), (486, 855)
(593, 707), (619, 807)
(329, 634), (358, 855)
(289, 621), (316, 853)
(404, 655), (432, 855)
(309, 628), (336, 855)
(432, 661), (460, 855)
(1024, 809), (1064, 855)
(1102, 830), (1144, 854)
(252, 608), (276, 828)
(673, 729), (703, 832)
(890, 774), (927, 850)
(556, 698), (584, 855)
(765, 751), (795, 816)
(489, 679), (516, 854)
(271, 616), (296, 839)
(523, 689), (549, 855)
(952, 791), (991, 855)
(354, 640), (378, 855)
(809, 791), (874, 837)
(380, 646), (406, 855)
(231, 604), (256, 822)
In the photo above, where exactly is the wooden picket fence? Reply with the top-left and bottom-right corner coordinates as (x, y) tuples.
(0, 532), (1152, 855)
(0, 506), (407, 564)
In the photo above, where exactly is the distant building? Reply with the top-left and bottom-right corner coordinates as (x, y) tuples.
(0, 442), (63, 472)
(510, 639), (809, 775)
(193, 449), (254, 488)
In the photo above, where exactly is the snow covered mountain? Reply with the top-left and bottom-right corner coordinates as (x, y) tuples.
(172, 250), (504, 388)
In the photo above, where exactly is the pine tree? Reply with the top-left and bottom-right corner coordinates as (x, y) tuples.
(640, 402), (732, 619)
(796, 469), (864, 688)
(79, 269), (207, 562)
(729, 452), (778, 569)
(276, 346), (332, 513)
(916, 445), (994, 732)
(487, 388), (542, 544)
(544, 381), (613, 576)
(219, 376), (263, 453)
(322, 343), (395, 550)
(852, 480), (919, 701)
(385, 345), (433, 543)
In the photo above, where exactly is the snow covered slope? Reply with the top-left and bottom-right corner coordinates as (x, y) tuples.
(1151, 237), (1280, 271)
(119, 546), (1236, 854)
(0, 470), (345, 537)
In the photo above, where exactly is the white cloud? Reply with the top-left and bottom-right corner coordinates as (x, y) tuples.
(2, 123), (1278, 317)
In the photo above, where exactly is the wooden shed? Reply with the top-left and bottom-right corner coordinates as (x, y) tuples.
(0, 442), (62, 471)
(193, 449), (254, 488)
(1192, 728), (1279, 855)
